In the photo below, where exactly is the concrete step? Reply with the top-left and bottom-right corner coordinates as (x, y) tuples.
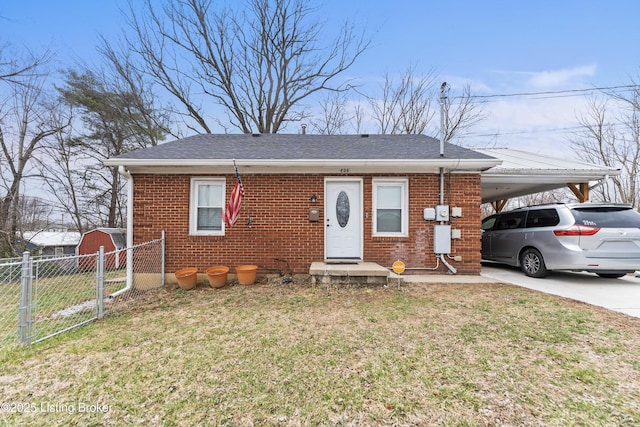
(309, 262), (390, 285)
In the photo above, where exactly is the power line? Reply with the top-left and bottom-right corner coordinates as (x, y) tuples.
(458, 84), (639, 101)
(465, 126), (584, 138)
(465, 121), (631, 139)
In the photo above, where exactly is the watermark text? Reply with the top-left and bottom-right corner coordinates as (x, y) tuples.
(1, 401), (111, 414)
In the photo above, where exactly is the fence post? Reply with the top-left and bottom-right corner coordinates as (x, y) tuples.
(18, 251), (32, 345)
(96, 246), (105, 319)
(161, 230), (166, 286)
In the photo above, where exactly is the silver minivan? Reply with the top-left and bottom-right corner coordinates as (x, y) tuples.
(481, 203), (640, 278)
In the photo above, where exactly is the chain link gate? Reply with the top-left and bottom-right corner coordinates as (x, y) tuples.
(0, 233), (164, 351)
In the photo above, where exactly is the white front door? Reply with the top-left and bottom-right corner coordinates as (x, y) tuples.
(325, 179), (363, 260)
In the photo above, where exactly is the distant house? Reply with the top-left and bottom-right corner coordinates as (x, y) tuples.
(77, 228), (127, 270)
(21, 231), (81, 257)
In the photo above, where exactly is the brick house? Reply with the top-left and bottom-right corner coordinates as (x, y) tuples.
(104, 134), (500, 278)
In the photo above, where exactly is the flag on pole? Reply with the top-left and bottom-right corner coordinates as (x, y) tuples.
(223, 162), (244, 227)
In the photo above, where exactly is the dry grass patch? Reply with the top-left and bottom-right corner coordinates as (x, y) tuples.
(1, 280), (639, 426)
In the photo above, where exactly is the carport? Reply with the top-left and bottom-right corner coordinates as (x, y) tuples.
(478, 148), (620, 212)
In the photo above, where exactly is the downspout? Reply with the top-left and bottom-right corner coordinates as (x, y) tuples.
(110, 166), (134, 298)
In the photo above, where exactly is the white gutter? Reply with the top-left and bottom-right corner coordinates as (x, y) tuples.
(482, 172), (620, 184)
(103, 158), (500, 168)
(110, 166), (134, 299)
(103, 158), (502, 175)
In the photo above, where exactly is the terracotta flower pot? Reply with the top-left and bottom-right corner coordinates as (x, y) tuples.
(175, 267), (198, 290)
(235, 265), (258, 285)
(206, 266), (229, 288)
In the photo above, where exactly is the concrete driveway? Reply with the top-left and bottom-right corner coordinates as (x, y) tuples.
(481, 263), (640, 318)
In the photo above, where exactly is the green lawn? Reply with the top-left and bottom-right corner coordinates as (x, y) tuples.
(1, 279), (639, 426)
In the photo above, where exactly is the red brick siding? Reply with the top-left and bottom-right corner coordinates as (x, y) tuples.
(132, 173), (482, 275)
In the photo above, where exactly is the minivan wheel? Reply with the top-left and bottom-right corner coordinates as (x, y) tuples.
(520, 248), (548, 278)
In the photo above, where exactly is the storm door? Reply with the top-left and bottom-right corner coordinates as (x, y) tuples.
(325, 179), (363, 260)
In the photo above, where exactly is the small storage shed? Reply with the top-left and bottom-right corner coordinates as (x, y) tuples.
(77, 228), (127, 270)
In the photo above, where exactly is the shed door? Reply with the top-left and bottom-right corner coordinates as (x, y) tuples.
(325, 179), (362, 260)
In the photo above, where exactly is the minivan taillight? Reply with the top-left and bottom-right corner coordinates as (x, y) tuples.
(553, 225), (600, 236)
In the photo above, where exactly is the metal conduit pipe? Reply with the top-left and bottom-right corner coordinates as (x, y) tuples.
(439, 254), (457, 274)
(388, 258), (441, 271)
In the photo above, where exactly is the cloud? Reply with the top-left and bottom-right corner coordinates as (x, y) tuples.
(527, 65), (597, 89)
(451, 65), (604, 158)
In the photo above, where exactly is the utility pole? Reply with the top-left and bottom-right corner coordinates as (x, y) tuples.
(439, 82), (448, 205)
(439, 82), (448, 157)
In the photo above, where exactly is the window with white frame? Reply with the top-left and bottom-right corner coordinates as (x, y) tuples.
(372, 178), (408, 236)
(190, 178), (225, 235)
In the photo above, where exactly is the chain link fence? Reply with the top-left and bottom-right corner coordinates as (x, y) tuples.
(0, 257), (23, 350)
(0, 234), (164, 353)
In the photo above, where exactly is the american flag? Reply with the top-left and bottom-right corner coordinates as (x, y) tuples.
(222, 177), (245, 227)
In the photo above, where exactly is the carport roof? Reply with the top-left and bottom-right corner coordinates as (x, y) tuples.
(478, 148), (620, 204)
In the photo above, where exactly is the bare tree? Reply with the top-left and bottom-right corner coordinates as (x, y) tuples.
(98, 39), (172, 143)
(367, 65), (437, 135)
(359, 68), (483, 139)
(0, 44), (51, 85)
(15, 196), (57, 232)
(120, 0), (369, 134)
(571, 94), (640, 207)
(309, 92), (351, 135)
(441, 83), (485, 144)
(0, 60), (67, 256)
(38, 118), (91, 234)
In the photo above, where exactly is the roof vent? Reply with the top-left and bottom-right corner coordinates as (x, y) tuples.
(361, 134), (369, 138)
(252, 133), (260, 137)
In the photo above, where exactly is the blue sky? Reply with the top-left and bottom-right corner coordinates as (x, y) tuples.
(2, 1), (640, 158)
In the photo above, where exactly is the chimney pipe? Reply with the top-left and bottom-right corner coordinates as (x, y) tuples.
(301, 124), (307, 135)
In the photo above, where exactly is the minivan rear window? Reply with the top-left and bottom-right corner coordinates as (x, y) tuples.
(526, 209), (560, 228)
(570, 207), (640, 228)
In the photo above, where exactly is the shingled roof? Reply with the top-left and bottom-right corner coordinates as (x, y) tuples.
(114, 133), (492, 160)
(105, 134), (501, 174)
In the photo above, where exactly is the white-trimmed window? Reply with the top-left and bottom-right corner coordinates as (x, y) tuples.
(190, 178), (226, 235)
(373, 178), (408, 236)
